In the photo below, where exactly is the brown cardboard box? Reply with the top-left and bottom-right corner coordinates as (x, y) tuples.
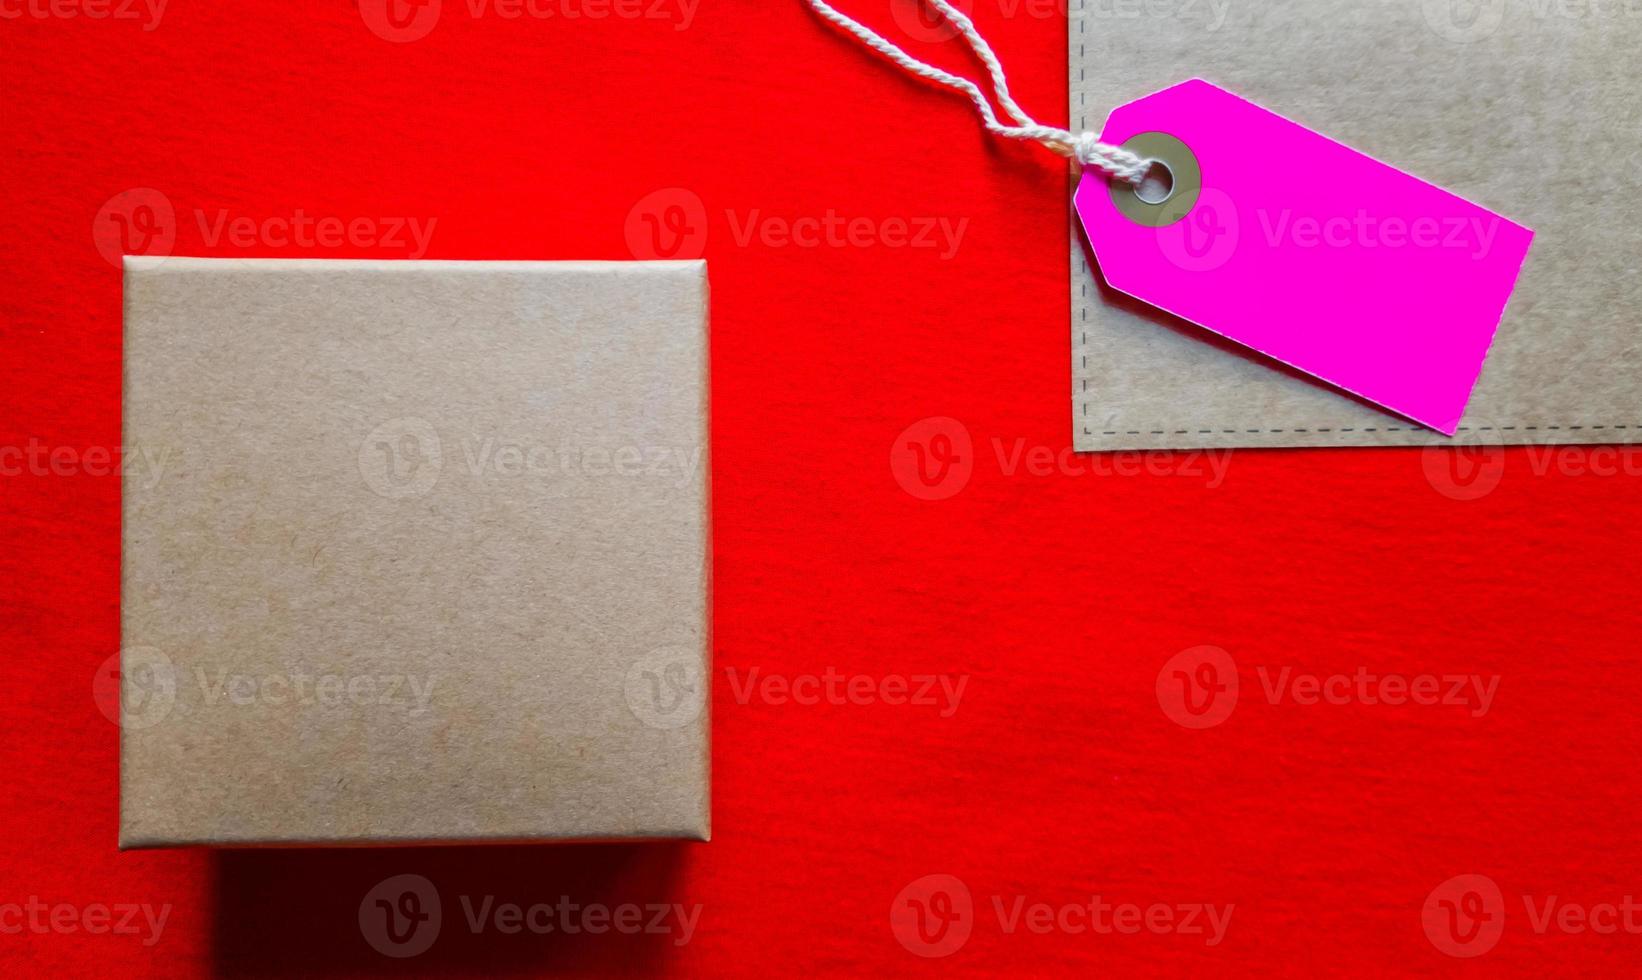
(119, 258), (710, 847)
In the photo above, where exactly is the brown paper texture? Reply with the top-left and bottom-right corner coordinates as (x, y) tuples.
(120, 258), (710, 848)
(1070, 0), (1641, 450)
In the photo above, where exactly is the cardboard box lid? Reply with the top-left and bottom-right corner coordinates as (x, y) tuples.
(120, 258), (710, 848)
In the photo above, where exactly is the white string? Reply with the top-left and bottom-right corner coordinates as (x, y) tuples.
(801, 0), (1149, 183)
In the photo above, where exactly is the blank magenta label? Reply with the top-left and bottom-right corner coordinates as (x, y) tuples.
(1076, 79), (1533, 435)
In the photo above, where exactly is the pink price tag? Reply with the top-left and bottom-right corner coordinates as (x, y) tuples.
(1075, 79), (1533, 435)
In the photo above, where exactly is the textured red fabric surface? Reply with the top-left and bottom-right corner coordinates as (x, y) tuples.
(3, 1), (1640, 975)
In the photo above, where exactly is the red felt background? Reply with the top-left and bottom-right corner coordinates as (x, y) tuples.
(3, 0), (1640, 975)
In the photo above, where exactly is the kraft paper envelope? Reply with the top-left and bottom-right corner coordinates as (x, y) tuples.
(120, 258), (710, 848)
(1070, 0), (1641, 450)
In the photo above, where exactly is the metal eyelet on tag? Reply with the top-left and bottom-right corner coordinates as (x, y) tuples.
(1106, 132), (1201, 228)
